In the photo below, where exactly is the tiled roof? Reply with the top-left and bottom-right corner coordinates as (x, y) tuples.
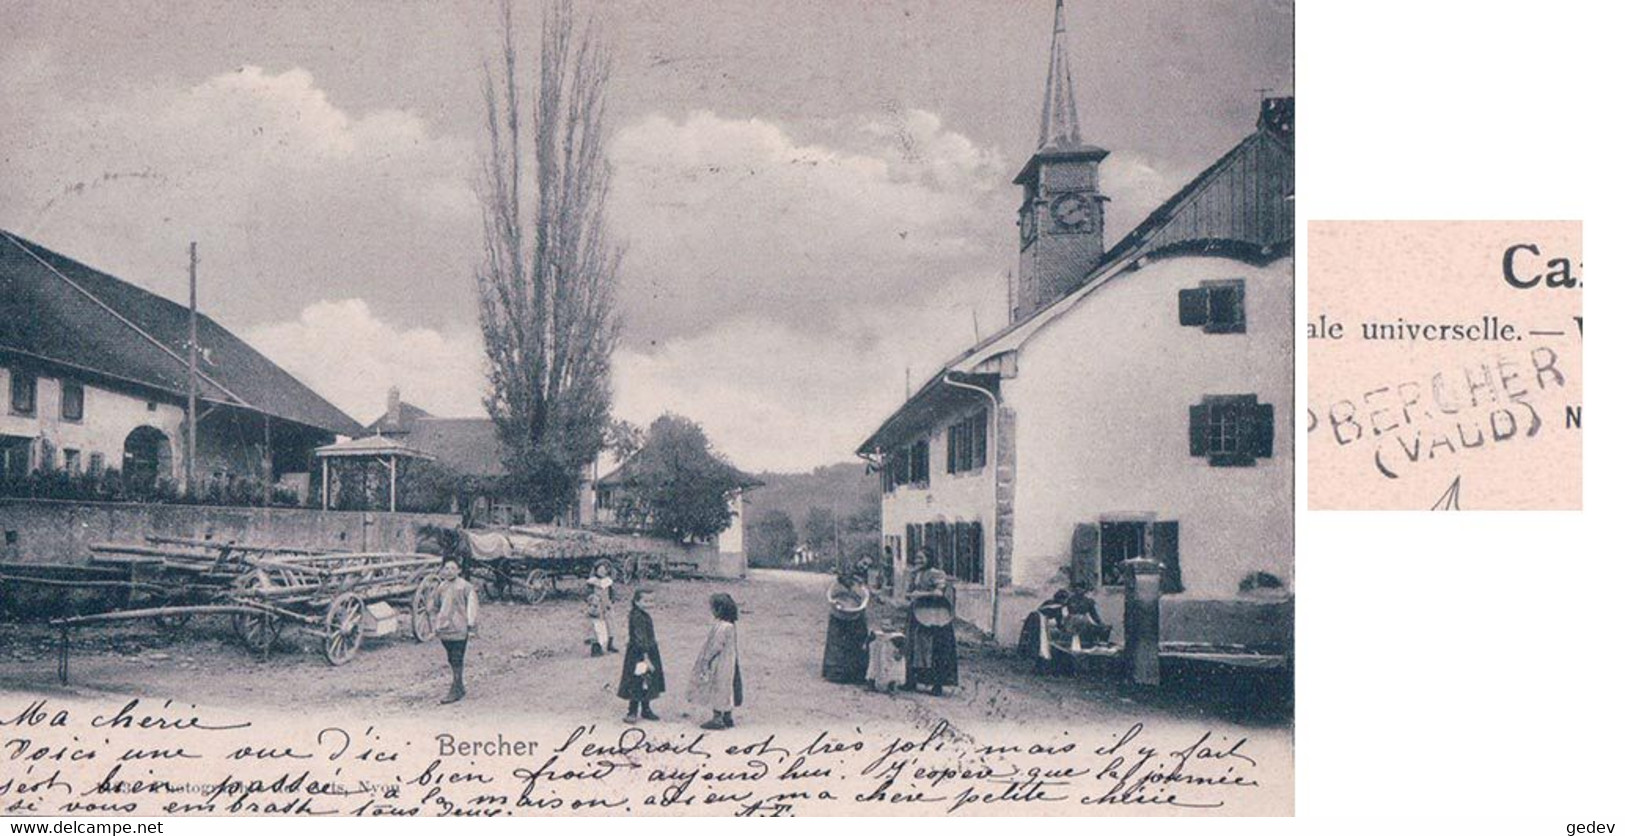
(1, 230), (361, 436)
(364, 403), (506, 479)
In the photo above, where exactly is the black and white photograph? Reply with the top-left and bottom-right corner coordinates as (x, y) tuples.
(1, 0), (1302, 818)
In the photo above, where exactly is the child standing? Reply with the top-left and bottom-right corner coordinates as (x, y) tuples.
(431, 559), (478, 704)
(866, 619), (907, 694)
(686, 593), (743, 730)
(616, 588), (664, 723)
(585, 560), (618, 656)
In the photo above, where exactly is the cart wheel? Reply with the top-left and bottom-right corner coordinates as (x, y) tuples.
(519, 569), (553, 604)
(236, 610), (282, 653)
(153, 613), (193, 632)
(324, 592), (366, 666)
(230, 572), (281, 653)
(411, 576), (441, 643)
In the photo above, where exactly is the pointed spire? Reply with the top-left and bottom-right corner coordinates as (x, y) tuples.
(1037, 0), (1084, 152)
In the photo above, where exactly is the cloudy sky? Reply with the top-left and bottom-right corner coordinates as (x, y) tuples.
(1, 0), (1291, 472)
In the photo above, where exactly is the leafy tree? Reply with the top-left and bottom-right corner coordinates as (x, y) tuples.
(804, 506), (838, 551)
(619, 414), (749, 543)
(476, 0), (620, 522)
(748, 509), (797, 567)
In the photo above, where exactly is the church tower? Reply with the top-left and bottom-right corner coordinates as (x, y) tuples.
(1013, 0), (1108, 324)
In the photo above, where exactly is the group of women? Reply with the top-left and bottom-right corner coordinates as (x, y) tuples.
(820, 551), (959, 696)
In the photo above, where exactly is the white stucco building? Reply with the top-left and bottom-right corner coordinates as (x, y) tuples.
(857, 1), (1293, 646)
(2, 230), (360, 499)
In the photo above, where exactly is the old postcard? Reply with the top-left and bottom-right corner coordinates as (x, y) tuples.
(1307, 221), (1583, 510)
(1, 0), (1294, 816)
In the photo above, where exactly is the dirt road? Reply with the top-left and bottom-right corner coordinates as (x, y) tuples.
(0, 569), (1287, 733)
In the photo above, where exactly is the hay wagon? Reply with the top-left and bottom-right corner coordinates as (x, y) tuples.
(460, 526), (660, 604)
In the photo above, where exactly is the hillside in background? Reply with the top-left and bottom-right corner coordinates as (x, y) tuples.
(743, 462), (880, 568)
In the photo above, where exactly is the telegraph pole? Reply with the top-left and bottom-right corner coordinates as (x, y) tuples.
(186, 242), (198, 498)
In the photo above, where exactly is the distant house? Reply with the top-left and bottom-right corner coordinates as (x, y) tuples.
(856, 2), (1293, 646)
(1, 230), (360, 501)
(589, 451), (757, 578)
(364, 388), (532, 526)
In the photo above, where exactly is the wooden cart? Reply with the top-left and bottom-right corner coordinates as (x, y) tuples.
(35, 549), (442, 679)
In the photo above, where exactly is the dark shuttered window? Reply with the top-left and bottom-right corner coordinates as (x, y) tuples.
(1190, 394), (1274, 467)
(1178, 279), (1246, 334)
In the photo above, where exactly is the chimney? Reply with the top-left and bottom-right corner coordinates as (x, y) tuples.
(384, 386), (401, 433)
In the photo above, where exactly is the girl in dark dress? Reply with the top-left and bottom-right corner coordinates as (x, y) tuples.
(821, 572), (871, 683)
(904, 550), (959, 695)
(617, 589), (665, 723)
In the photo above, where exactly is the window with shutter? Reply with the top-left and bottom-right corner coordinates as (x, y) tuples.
(1070, 523), (1100, 589)
(973, 410), (988, 469)
(61, 382), (85, 422)
(969, 521), (985, 584)
(9, 371), (36, 416)
(1152, 521), (1183, 594)
(1099, 520), (1147, 587)
(910, 439), (930, 486)
(1189, 395), (1274, 467)
(1178, 279), (1246, 334)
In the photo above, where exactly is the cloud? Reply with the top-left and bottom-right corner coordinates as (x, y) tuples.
(607, 109), (1012, 344)
(0, 59), (480, 334)
(244, 299), (487, 425)
(611, 300), (995, 472)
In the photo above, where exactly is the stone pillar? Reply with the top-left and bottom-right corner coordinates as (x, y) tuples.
(1122, 557), (1163, 686)
(993, 406), (1018, 588)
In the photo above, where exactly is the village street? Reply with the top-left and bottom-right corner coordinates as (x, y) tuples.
(0, 569), (1286, 737)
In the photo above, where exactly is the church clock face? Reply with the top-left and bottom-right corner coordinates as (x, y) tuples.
(1051, 192), (1092, 233)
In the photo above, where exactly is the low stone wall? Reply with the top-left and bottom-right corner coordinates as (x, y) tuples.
(0, 498), (460, 565)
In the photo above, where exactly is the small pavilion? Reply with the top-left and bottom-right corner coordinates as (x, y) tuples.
(313, 435), (434, 512)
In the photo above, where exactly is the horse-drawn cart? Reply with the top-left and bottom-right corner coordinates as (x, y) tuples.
(2, 542), (444, 680)
(458, 525), (659, 604)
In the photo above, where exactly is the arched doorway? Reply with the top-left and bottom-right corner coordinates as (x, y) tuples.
(122, 426), (173, 493)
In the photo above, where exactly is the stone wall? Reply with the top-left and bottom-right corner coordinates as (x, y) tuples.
(0, 498), (459, 565)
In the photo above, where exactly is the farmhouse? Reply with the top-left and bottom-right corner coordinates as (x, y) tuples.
(856, 2), (1294, 645)
(1, 230), (359, 502)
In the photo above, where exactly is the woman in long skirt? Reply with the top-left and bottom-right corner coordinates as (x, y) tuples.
(904, 551), (959, 696)
(687, 593), (744, 729)
(821, 572), (871, 683)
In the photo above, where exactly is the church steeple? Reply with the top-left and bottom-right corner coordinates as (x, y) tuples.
(1037, 0), (1083, 153)
(1012, 0), (1109, 324)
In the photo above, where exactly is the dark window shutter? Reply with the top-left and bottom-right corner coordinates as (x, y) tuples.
(973, 410), (988, 468)
(946, 426), (957, 474)
(1178, 288), (1209, 326)
(1070, 523), (1100, 589)
(1189, 404), (1210, 456)
(1152, 521), (1182, 594)
(971, 521), (984, 583)
(1249, 402), (1276, 458)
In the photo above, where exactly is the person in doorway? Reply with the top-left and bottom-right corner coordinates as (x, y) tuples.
(687, 592), (743, 730)
(432, 558), (479, 704)
(904, 549), (959, 696)
(617, 588), (665, 723)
